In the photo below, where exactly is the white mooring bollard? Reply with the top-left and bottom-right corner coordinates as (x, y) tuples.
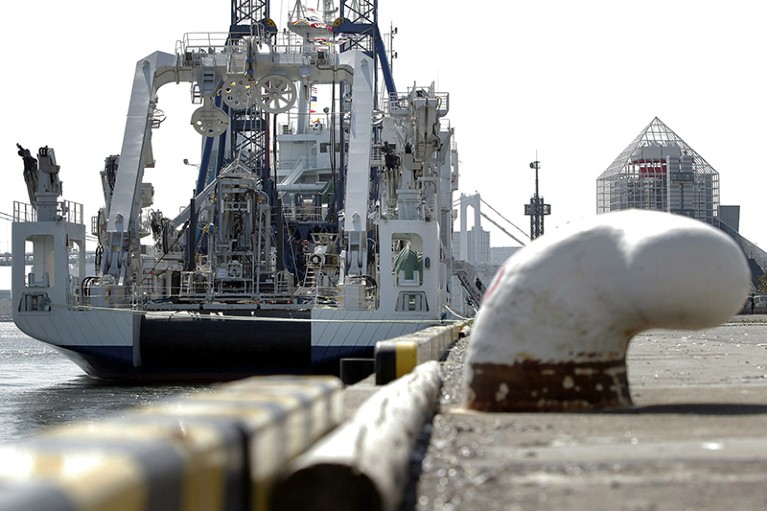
(464, 210), (751, 412)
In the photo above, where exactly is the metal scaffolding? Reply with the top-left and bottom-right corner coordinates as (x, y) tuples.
(596, 117), (720, 225)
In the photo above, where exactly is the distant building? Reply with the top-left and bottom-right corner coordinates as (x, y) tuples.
(596, 117), (767, 295)
(719, 205), (740, 232)
(596, 117), (719, 224)
(452, 228), (491, 264)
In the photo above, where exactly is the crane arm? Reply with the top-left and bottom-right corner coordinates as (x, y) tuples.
(102, 51), (179, 282)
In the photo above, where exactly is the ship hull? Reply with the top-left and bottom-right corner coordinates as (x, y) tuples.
(13, 307), (436, 382)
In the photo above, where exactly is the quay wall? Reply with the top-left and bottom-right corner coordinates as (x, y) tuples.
(0, 320), (470, 511)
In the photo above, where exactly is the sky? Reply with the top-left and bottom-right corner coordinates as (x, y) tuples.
(2, 0), (766, 253)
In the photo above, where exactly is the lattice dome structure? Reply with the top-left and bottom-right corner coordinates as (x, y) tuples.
(596, 117), (720, 224)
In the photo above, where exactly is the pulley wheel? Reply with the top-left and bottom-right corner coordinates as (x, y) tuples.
(191, 105), (229, 137)
(222, 76), (252, 110)
(256, 74), (297, 113)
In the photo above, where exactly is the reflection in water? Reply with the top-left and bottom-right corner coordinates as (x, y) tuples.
(0, 323), (207, 443)
(3, 377), (207, 442)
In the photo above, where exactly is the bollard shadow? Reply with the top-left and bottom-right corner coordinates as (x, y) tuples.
(606, 403), (767, 415)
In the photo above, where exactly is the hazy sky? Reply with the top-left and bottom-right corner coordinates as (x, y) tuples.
(2, 0), (766, 252)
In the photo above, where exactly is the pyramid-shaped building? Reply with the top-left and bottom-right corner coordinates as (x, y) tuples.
(596, 117), (720, 224)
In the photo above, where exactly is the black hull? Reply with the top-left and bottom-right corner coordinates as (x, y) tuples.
(140, 312), (313, 374)
(54, 311), (375, 382)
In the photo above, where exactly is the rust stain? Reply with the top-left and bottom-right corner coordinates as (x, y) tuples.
(465, 359), (631, 412)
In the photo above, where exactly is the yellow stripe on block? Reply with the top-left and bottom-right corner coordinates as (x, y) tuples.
(210, 375), (343, 442)
(137, 376), (343, 511)
(395, 341), (418, 378)
(0, 445), (147, 511)
(0, 375), (343, 511)
(40, 421), (230, 511)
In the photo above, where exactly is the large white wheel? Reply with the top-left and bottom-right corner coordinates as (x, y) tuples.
(256, 75), (297, 113)
(191, 103), (229, 137)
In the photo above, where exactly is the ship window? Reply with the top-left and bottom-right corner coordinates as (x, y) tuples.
(320, 143), (330, 153)
(395, 291), (429, 312)
(68, 239), (83, 281)
(392, 233), (423, 287)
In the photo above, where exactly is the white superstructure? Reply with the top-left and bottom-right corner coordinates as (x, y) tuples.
(12, 2), (467, 380)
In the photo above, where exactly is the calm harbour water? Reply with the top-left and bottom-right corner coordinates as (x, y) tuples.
(0, 266), (209, 444)
(0, 321), (206, 444)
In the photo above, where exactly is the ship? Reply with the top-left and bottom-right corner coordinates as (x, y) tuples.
(11, 1), (478, 381)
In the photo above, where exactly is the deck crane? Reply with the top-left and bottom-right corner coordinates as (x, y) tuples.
(211, 0), (397, 173)
(197, 0), (396, 195)
(95, 0), (397, 287)
(188, 0), (397, 280)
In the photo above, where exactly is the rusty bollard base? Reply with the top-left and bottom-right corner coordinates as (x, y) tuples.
(466, 358), (631, 412)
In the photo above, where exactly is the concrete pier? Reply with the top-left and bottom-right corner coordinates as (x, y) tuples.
(411, 317), (767, 510)
(2, 316), (766, 510)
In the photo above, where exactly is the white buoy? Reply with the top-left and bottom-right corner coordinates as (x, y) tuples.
(464, 210), (751, 412)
